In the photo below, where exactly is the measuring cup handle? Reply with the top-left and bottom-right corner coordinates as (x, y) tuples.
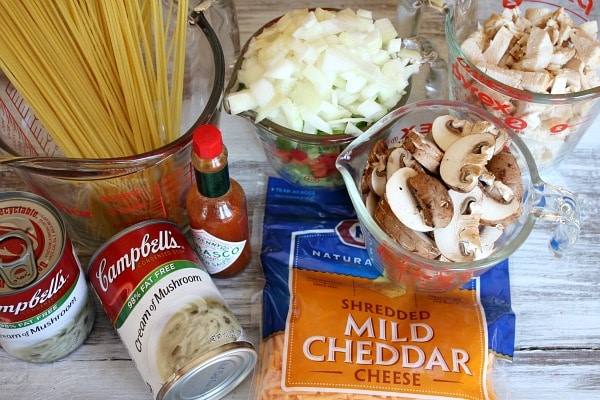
(532, 182), (581, 257)
(396, 0), (451, 38)
(402, 36), (448, 100)
(192, 0), (240, 69)
(396, 0), (425, 38)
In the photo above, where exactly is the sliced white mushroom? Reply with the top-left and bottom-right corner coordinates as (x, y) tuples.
(407, 172), (454, 228)
(385, 167), (433, 232)
(402, 130), (443, 174)
(374, 198), (440, 259)
(361, 139), (388, 194)
(386, 146), (412, 180)
(481, 179), (515, 203)
(434, 188), (484, 262)
(469, 121), (509, 154)
(431, 116), (509, 156)
(492, 129), (509, 154)
(365, 191), (379, 216)
(476, 225), (504, 260)
(431, 115), (467, 151)
(482, 150), (524, 203)
(479, 192), (522, 227)
(361, 111), (527, 264)
(439, 133), (496, 192)
(370, 169), (387, 197)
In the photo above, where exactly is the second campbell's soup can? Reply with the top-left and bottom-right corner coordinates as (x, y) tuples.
(0, 191), (95, 363)
(86, 219), (256, 400)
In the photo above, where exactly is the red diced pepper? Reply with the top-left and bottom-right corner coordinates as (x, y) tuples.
(310, 163), (329, 178)
(317, 153), (338, 171)
(290, 148), (308, 161)
(274, 148), (292, 163)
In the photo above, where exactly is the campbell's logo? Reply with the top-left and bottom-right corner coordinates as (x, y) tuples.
(0, 269), (67, 317)
(94, 230), (184, 292)
(335, 220), (366, 249)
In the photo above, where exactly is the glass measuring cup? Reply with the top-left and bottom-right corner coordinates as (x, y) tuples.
(336, 100), (580, 292)
(0, 11), (224, 251)
(397, 0), (600, 171)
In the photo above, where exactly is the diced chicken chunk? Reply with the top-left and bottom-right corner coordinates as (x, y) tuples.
(482, 26), (514, 65)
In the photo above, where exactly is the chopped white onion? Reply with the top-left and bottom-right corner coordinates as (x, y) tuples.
(227, 8), (421, 135)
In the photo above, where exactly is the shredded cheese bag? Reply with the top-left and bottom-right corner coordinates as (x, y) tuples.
(256, 177), (515, 399)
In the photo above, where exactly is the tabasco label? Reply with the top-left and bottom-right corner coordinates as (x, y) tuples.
(189, 228), (246, 274)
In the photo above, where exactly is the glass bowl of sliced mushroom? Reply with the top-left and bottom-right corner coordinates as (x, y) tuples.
(336, 100), (581, 292)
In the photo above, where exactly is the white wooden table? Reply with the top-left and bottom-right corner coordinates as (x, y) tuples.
(1, 1), (599, 399)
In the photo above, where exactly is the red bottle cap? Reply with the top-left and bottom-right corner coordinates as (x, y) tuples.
(193, 124), (223, 159)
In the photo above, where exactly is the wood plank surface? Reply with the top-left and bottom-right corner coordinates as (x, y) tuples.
(1, 1), (599, 399)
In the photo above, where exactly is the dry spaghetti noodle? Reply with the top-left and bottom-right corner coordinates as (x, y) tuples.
(0, 0), (189, 158)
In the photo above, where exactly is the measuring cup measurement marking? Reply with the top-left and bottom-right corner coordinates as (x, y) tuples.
(451, 57), (586, 134)
(488, 0), (593, 17)
(452, 57), (533, 103)
(55, 165), (192, 223)
(383, 117), (572, 143)
(2, 82), (54, 156)
(564, 0), (594, 16)
(52, 203), (92, 218)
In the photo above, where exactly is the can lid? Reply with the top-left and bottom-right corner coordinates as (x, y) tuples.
(159, 341), (257, 400)
(0, 191), (67, 295)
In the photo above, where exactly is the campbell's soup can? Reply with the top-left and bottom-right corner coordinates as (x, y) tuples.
(0, 191), (95, 362)
(86, 220), (256, 400)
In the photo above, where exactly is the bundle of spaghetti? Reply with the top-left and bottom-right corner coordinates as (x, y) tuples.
(0, 0), (188, 158)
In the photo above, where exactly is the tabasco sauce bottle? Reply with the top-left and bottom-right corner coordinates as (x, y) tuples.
(186, 124), (251, 277)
